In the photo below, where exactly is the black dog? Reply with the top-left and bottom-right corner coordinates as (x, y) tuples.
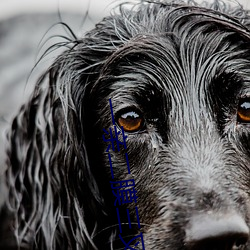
(2, 0), (250, 249)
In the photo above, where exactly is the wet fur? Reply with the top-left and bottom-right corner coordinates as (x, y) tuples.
(2, 0), (250, 249)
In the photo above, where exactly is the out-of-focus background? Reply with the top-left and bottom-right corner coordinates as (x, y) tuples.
(0, 0), (119, 171)
(0, 0), (250, 173)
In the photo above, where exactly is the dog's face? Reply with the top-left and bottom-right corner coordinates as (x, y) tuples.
(86, 3), (250, 249)
(4, 1), (250, 250)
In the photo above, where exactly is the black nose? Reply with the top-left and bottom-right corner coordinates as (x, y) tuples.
(185, 213), (249, 250)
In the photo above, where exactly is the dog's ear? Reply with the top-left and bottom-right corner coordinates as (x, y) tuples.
(5, 67), (96, 249)
(3, 17), (124, 248)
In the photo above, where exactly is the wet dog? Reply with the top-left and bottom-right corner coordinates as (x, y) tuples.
(2, 0), (250, 249)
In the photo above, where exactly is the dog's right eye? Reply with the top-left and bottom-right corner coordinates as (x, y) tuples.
(116, 110), (144, 133)
(237, 98), (250, 123)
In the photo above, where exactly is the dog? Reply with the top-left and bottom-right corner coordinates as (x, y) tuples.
(1, 0), (250, 249)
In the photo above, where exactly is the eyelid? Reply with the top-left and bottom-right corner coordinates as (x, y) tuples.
(240, 92), (250, 98)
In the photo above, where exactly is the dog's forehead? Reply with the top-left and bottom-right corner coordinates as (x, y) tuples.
(106, 35), (248, 101)
(90, 3), (250, 129)
(102, 6), (250, 103)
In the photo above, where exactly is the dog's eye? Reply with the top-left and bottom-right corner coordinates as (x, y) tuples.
(237, 98), (250, 123)
(117, 110), (144, 132)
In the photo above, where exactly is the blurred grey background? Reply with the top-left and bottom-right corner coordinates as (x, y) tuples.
(0, 0), (119, 173)
(0, 0), (250, 174)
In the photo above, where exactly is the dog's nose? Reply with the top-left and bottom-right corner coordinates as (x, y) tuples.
(185, 213), (249, 250)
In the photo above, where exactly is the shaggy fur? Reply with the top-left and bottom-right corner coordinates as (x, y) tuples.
(2, 0), (250, 249)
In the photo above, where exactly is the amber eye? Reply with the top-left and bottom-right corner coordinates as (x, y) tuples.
(237, 99), (250, 123)
(117, 110), (144, 132)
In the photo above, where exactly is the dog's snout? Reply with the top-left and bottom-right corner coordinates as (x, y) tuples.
(185, 213), (249, 250)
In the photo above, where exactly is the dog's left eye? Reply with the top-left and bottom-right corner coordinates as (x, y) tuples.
(237, 98), (250, 123)
(117, 110), (144, 132)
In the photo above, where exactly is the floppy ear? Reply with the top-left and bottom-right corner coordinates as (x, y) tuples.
(5, 66), (100, 248)
(2, 17), (125, 249)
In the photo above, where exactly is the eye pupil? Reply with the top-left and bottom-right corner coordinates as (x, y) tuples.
(237, 99), (250, 123)
(117, 110), (144, 132)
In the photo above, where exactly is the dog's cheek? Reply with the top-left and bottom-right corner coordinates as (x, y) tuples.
(226, 125), (250, 167)
(236, 129), (250, 158)
(123, 133), (166, 228)
(102, 132), (163, 226)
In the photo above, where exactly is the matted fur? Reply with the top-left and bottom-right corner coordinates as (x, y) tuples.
(2, 0), (250, 249)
